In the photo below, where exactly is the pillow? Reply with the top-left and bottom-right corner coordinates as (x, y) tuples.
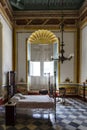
(10, 96), (20, 102)
(15, 93), (26, 99)
(15, 93), (22, 96)
(11, 96), (20, 100)
(20, 96), (26, 99)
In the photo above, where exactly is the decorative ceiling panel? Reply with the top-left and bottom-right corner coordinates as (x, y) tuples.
(9, 0), (85, 11)
(16, 19), (28, 25)
(29, 19), (46, 25)
(45, 19), (60, 25)
(0, 0), (86, 28)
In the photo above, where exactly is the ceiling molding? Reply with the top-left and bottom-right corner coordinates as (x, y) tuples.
(80, 0), (87, 12)
(12, 10), (79, 28)
(80, 16), (87, 29)
(13, 24), (77, 32)
(0, 0), (13, 25)
(13, 10), (79, 18)
(0, 0), (87, 29)
(0, 3), (13, 28)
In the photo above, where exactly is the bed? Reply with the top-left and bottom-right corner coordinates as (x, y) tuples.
(7, 72), (57, 121)
(9, 93), (56, 121)
(10, 93), (54, 108)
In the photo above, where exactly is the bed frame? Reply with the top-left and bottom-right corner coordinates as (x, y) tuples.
(7, 71), (57, 121)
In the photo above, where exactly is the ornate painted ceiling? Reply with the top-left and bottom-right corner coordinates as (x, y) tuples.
(9, 0), (85, 11)
(0, 0), (87, 29)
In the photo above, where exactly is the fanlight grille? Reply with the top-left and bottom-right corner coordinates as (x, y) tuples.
(28, 29), (58, 44)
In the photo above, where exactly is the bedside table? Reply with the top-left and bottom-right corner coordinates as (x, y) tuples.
(5, 102), (16, 125)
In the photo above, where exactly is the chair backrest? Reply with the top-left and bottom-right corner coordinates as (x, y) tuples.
(59, 87), (66, 96)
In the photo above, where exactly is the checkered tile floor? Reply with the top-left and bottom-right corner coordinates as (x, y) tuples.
(0, 98), (87, 130)
(55, 98), (87, 130)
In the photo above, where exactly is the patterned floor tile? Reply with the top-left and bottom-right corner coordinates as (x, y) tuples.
(65, 124), (77, 130)
(78, 125), (87, 130)
(0, 98), (87, 130)
(72, 119), (82, 125)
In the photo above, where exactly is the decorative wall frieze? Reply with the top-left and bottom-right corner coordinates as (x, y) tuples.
(12, 10), (78, 29)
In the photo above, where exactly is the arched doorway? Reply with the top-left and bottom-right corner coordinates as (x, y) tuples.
(27, 29), (59, 91)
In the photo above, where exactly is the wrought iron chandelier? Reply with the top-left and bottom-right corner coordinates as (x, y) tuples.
(51, 0), (74, 63)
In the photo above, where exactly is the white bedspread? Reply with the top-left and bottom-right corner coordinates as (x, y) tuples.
(19, 95), (53, 102)
(10, 93), (54, 109)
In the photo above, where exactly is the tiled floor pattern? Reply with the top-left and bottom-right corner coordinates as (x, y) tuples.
(0, 98), (87, 130)
(55, 98), (87, 130)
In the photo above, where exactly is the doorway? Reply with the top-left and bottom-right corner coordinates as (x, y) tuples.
(27, 29), (59, 91)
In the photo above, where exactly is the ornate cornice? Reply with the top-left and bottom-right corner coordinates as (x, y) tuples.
(12, 10), (78, 29)
(13, 10), (79, 18)
(78, 0), (87, 27)
(0, 0), (13, 26)
(0, 0), (87, 29)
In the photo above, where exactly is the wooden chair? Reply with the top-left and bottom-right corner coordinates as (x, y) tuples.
(58, 87), (66, 104)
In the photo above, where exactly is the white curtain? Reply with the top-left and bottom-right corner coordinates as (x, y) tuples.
(28, 43), (57, 90)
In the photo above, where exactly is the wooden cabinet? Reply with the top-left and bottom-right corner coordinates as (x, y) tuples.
(59, 83), (78, 96)
(66, 87), (77, 95)
(5, 102), (16, 125)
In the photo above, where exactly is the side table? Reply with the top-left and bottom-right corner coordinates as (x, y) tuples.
(5, 102), (16, 125)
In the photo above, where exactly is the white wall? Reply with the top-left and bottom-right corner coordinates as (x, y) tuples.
(0, 14), (13, 85)
(60, 32), (75, 82)
(54, 31), (75, 82)
(80, 25), (87, 82)
(17, 32), (31, 82)
(16, 30), (75, 85)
